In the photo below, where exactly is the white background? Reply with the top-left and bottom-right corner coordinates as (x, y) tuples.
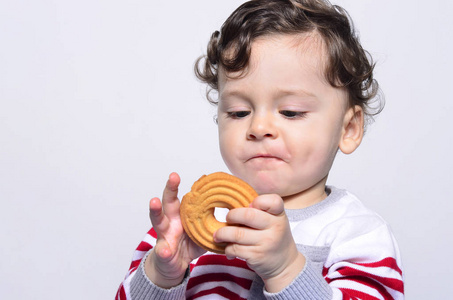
(1, 0), (451, 299)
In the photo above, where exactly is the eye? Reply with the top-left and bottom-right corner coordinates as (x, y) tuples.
(279, 110), (306, 118)
(227, 111), (251, 119)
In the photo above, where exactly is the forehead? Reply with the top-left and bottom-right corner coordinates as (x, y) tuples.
(218, 33), (335, 99)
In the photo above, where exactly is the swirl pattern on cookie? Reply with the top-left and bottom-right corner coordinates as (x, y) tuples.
(180, 172), (258, 254)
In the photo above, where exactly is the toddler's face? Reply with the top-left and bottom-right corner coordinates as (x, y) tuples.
(217, 34), (351, 208)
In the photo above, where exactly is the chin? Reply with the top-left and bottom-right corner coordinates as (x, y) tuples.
(249, 180), (282, 196)
(235, 170), (276, 193)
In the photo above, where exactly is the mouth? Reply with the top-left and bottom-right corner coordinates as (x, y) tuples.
(246, 154), (284, 162)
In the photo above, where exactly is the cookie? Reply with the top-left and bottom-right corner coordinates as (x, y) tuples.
(180, 172), (257, 254)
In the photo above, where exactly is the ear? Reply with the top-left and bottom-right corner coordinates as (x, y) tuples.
(339, 105), (364, 154)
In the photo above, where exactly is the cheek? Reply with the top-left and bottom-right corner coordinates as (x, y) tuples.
(218, 125), (238, 165)
(288, 126), (339, 170)
(218, 122), (230, 148)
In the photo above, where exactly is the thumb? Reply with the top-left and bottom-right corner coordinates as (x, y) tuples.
(153, 239), (173, 262)
(250, 194), (285, 216)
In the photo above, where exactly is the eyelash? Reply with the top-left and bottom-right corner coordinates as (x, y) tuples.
(279, 110), (307, 119)
(226, 110), (307, 119)
(227, 111), (251, 119)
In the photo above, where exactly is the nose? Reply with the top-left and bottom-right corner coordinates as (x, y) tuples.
(247, 114), (277, 140)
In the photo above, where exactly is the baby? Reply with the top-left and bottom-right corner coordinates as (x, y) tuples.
(116, 0), (404, 299)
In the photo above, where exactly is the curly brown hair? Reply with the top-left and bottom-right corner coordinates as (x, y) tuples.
(194, 0), (383, 124)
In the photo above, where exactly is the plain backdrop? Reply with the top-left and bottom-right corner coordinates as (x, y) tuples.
(1, 0), (452, 298)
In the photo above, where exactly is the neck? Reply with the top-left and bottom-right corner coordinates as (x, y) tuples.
(282, 176), (328, 209)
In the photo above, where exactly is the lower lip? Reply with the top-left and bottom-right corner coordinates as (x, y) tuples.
(247, 157), (283, 164)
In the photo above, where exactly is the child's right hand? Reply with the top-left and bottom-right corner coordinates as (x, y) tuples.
(144, 172), (206, 288)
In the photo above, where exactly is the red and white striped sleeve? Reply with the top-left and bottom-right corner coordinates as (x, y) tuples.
(325, 257), (403, 299)
(115, 228), (158, 300)
(322, 222), (404, 300)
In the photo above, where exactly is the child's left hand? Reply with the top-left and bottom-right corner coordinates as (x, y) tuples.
(214, 194), (306, 293)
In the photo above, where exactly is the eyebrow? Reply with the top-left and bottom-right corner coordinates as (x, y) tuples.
(273, 87), (317, 99)
(220, 87), (317, 100)
(219, 89), (248, 101)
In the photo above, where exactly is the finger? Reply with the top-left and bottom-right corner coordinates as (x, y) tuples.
(250, 194), (285, 216)
(161, 172), (181, 216)
(149, 197), (169, 234)
(214, 225), (261, 245)
(224, 242), (254, 262)
(226, 207), (270, 230)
